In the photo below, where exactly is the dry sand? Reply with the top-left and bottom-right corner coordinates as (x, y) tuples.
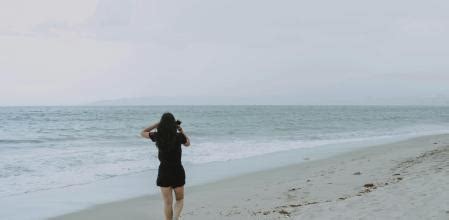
(51, 134), (449, 220)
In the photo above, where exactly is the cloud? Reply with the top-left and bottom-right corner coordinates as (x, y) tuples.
(1, 0), (449, 105)
(0, 0), (97, 35)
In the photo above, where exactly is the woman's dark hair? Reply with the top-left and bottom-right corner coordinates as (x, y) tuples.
(156, 112), (177, 151)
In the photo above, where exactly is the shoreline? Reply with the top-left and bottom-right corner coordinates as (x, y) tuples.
(51, 133), (449, 220)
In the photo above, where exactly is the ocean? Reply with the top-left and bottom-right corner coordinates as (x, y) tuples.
(1, 105), (449, 219)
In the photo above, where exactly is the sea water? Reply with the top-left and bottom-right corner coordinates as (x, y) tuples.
(1, 105), (449, 219)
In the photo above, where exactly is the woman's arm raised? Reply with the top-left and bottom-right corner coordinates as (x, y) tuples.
(178, 126), (190, 147)
(140, 122), (159, 139)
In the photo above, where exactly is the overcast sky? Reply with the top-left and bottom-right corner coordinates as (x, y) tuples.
(1, 0), (449, 105)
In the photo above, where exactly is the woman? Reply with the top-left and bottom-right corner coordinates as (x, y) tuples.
(140, 112), (191, 220)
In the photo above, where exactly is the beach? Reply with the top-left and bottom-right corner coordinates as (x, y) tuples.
(3, 0), (449, 219)
(51, 134), (449, 220)
(3, 0), (449, 218)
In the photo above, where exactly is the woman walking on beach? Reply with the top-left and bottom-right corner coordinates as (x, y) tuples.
(140, 112), (191, 220)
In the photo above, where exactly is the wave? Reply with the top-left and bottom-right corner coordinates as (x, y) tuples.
(0, 139), (43, 144)
(1, 127), (448, 199)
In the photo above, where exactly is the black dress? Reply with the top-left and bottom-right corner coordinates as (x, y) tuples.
(149, 132), (187, 188)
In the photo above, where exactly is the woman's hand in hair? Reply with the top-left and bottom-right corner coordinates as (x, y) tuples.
(140, 122), (159, 139)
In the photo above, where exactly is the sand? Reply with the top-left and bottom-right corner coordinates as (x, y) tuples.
(51, 134), (449, 220)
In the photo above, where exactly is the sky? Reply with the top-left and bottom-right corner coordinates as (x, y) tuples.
(1, 0), (449, 105)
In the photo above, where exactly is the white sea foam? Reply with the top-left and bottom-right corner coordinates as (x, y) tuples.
(2, 125), (448, 199)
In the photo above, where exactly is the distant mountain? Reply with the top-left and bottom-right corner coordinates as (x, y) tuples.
(87, 96), (283, 105)
(87, 95), (449, 106)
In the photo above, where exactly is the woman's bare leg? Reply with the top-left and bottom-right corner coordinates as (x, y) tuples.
(160, 187), (173, 220)
(173, 186), (184, 219)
